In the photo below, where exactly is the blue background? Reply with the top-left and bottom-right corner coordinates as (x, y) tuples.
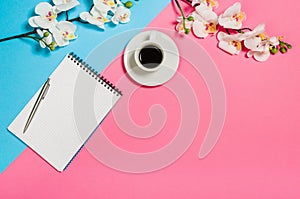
(0, 0), (170, 173)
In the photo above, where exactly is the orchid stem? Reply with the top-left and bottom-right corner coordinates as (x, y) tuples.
(234, 28), (252, 33)
(226, 29), (230, 35)
(174, 0), (187, 31)
(0, 14), (88, 43)
(25, 35), (40, 42)
(69, 17), (89, 24)
(183, 0), (192, 4)
(66, 11), (69, 21)
(0, 30), (36, 43)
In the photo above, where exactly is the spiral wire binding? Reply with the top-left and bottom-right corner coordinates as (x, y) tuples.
(68, 52), (122, 96)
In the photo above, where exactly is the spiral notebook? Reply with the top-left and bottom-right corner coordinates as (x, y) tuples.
(8, 53), (122, 171)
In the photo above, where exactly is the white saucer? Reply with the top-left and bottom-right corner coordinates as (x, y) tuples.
(123, 30), (179, 86)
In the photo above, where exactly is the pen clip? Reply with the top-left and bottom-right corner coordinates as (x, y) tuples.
(42, 82), (50, 99)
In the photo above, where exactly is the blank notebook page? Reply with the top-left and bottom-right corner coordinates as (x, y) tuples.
(8, 54), (121, 171)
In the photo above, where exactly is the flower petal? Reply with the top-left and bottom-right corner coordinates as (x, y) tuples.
(222, 2), (241, 18)
(37, 29), (52, 48)
(246, 50), (254, 58)
(192, 21), (208, 38)
(37, 29), (43, 37)
(175, 23), (184, 33)
(118, 6), (131, 23)
(218, 17), (242, 29)
(244, 37), (262, 50)
(51, 27), (69, 47)
(79, 12), (106, 29)
(241, 23), (265, 40)
(56, 21), (76, 32)
(112, 6), (131, 24)
(39, 41), (46, 48)
(52, 0), (63, 5)
(252, 23), (265, 35)
(218, 31), (245, 42)
(202, 9), (218, 22)
(218, 2), (245, 29)
(35, 2), (53, 16)
(94, 1), (111, 15)
(34, 17), (57, 29)
(253, 50), (270, 62)
(90, 6), (106, 18)
(176, 16), (183, 23)
(217, 31), (226, 41)
(28, 16), (39, 27)
(79, 12), (90, 20)
(218, 41), (240, 55)
(111, 15), (119, 24)
(191, 11), (203, 22)
(175, 21), (192, 33)
(53, 1), (80, 12)
(195, 3), (211, 13)
(269, 36), (279, 46)
(44, 34), (52, 45)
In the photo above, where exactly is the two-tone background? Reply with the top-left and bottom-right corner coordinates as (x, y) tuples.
(1, 0), (299, 198)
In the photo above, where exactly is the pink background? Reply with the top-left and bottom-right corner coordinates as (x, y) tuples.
(1, 0), (300, 198)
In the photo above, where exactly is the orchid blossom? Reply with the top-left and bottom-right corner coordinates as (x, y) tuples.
(217, 32), (244, 55)
(191, 5), (218, 38)
(50, 21), (77, 47)
(111, 6), (131, 24)
(243, 24), (280, 61)
(218, 2), (246, 29)
(94, 0), (122, 13)
(28, 2), (58, 29)
(80, 6), (110, 29)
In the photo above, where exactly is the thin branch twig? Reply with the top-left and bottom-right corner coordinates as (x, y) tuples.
(0, 30), (36, 42)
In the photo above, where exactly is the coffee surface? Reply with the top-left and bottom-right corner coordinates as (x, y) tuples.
(139, 45), (163, 69)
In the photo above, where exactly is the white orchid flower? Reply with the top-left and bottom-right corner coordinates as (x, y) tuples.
(218, 2), (246, 29)
(80, 7), (109, 29)
(94, 0), (121, 13)
(217, 32), (244, 55)
(243, 24), (266, 51)
(175, 16), (192, 34)
(245, 38), (271, 62)
(28, 2), (58, 29)
(37, 29), (53, 48)
(191, 5), (218, 38)
(53, 0), (80, 13)
(243, 26), (280, 62)
(240, 23), (266, 40)
(192, 0), (218, 9)
(111, 6), (131, 24)
(49, 21), (77, 47)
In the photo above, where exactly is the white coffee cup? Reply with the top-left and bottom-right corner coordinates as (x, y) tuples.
(134, 31), (165, 72)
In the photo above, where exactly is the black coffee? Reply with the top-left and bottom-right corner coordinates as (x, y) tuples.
(139, 45), (163, 69)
